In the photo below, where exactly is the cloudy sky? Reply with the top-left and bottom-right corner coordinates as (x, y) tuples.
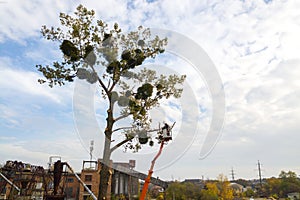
(0, 0), (300, 181)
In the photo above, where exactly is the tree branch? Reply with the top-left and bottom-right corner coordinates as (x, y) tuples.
(110, 137), (133, 153)
(147, 128), (160, 133)
(110, 127), (163, 153)
(109, 80), (118, 93)
(112, 127), (132, 133)
(90, 65), (109, 95)
(114, 113), (131, 122)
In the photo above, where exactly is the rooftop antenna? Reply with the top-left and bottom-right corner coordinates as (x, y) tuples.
(90, 140), (94, 167)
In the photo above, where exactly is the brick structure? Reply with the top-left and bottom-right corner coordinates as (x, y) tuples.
(78, 159), (140, 200)
(1, 159), (166, 200)
(79, 159), (112, 200)
(65, 173), (80, 200)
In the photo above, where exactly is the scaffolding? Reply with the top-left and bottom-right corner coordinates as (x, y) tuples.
(0, 159), (96, 200)
(0, 160), (45, 200)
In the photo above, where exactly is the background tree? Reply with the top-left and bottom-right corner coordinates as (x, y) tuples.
(243, 188), (256, 198)
(165, 181), (201, 200)
(165, 182), (187, 200)
(156, 193), (164, 200)
(36, 4), (186, 200)
(217, 174), (234, 200)
(264, 177), (281, 198)
(200, 175), (234, 200)
(184, 182), (202, 199)
(278, 171), (300, 197)
(200, 182), (219, 200)
(260, 171), (300, 198)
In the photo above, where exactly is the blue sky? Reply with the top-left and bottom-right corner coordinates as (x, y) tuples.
(1, 0), (300, 181)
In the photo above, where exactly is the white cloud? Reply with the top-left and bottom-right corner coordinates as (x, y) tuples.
(0, 0), (77, 42)
(0, 142), (51, 166)
(0, 57), (73, 104)
(0, 134), (87, 171)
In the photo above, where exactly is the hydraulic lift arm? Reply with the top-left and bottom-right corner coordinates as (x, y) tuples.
(139, 141), (165, 200)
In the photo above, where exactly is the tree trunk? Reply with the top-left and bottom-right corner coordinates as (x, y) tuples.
(98, 104), (114, 200)
(98, 137), (112, 199)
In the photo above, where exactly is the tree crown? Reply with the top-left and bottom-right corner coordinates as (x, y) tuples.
(36, 4), (186, 151)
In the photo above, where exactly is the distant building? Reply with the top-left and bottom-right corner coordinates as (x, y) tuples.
(112, 160), (139, 199)
(0, 159), (166, 200)
(78, 159), (139, 200)
(78, 160), (104, 200)
(230, 182), (244, 194)
(65, 173), (80, 200)
(287, 192), (300, 200)
(0, 160), (46, 200)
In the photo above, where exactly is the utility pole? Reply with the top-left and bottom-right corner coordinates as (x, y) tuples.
(257, 160), (263, 188)
(230, 167), (236, 181)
